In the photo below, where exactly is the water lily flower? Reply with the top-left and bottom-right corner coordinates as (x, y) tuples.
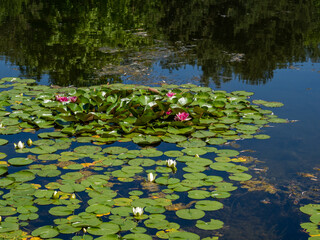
(132, 207), (144, 217)
(14, 141), (25, 149)
(69, 96), (78, 103)
(55, 95), (77, 103)
(166, 159), (176, 168)
(174, 112), (191, 121)
(27, 138), (33, 146)
(52, 191), (59, 199)
(70, 193), (76, 199)
(56, 96), (70, 103)
(166, 92), (176, 98)
(147, 172), (155, 182)
(0, 123), (4, 128)
(166, 110), (172, 115)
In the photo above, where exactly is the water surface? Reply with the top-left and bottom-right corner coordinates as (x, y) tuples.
(0, 1), (320, 239)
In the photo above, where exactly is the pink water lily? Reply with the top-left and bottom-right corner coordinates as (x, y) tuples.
(69, 96), (78, 102)
(174, 112), (191, 121)
(166, 110), (172, 115)
(55, 95), (77, 103)
(166, 92), (176, 98)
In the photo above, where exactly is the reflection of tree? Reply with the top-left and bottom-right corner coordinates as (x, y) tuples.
(144, 0), (320, 86)
(0, 0), (154, 86)
(0, 0), (319, 87)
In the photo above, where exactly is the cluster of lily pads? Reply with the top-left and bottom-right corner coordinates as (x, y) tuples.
(300, 204), (320, 240)
(0, 77), (287, 239)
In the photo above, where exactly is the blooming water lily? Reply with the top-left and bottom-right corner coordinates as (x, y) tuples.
(14, 141), (25, 149)
(147, 172), (156, 182)
(52, 191), (59, 199)
(55, 95), (77, 103)
(174, 112), (191, 121)
(166, 159), (176, 168)
(166, 92), (176, 98)
(132, 207), (144, 217)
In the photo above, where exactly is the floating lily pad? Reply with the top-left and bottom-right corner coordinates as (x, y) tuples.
(176, 209), (205, 220)
(0, 139), (8, 145)
(188, 190), (211, 199)
(229, 173), (252, 181)
(121, 233), (152, 240)
(74, 145), (102, 154)
(49, 206), (74, 216)
(196, 219), (224, 230)
(31, 225), (59, 238)
(161, 135), (187, 143)
(195, 200), (223, 211)
(87, 222), (120, 235)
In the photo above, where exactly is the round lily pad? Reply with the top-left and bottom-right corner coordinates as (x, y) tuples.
(122, 233), (152, 240)
(87, 222), (120, 235)
(32, 226), (59, 238)
(195, 200), (223, 211)
(229, 173), (252, 181)
(196, 219), (224, 230)
(0, 139), (8, 145)
(176, 209), (205, 220)
(8, 157), (33, 166)
(167, 231), (200, 240)
(188, 190), (211, 199)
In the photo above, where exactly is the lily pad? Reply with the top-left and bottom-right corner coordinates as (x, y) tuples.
(196, 219), (224, 230)
(176, 209), (205, 220)
(31, 225), (59, 238)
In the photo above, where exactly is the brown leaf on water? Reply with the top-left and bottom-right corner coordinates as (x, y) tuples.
(297, 172), (317, 178)
(165, 201), (196, 211)
(241, 179), (277, 194)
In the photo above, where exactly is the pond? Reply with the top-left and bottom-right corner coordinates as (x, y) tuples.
(0, 1), (320, 240)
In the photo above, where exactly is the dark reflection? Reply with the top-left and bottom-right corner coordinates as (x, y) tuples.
(0, 0), (319, 87)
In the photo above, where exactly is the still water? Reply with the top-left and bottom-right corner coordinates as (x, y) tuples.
(0, 0), (320, 239)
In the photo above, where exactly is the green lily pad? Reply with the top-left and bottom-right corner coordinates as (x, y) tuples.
(0, 207), (16, 216)
(49, 206), (74, 216)
(103, 147), (128, 154)
(8, 157), (33, 166)
(176, 209), (205, 220)
(87, 222), (120, 235)
(9, 170), (35, 182)
(229, 173), (252, 181)
(0, 152), (7, 159)
(133, 135), (161, 145)
(188, 190), (211, 199)
(32, 225), (59, 238)
(161, 135), (187, 143)
(196, 219), (224, 230)
(121, 233), (152, 240)
(195, 200), (223, 211)
(0, 139), (8, 145)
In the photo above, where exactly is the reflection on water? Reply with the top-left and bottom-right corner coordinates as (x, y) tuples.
(0, 1), (320, 240)
(0, 0), (319, 86)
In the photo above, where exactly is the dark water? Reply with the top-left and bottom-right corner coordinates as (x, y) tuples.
(0, 1), (320, 239)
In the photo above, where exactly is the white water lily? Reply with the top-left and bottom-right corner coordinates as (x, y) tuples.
(132, 207), (144, 217)
(14, 141), (25, 149)
(166, 159), (176, 168)
(0, 123), (4, 128)
(147, 172), (155, 182)
(70, 193), (76, 199)
(52, 191), (59, 199)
